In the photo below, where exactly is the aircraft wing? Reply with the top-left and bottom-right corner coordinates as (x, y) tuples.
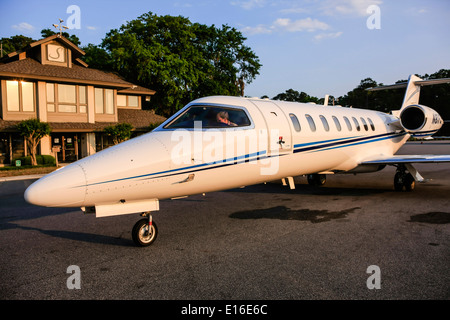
(361, 155), (450, 165)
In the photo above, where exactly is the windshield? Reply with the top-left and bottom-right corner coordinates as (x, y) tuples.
(164, 105), (251, 129)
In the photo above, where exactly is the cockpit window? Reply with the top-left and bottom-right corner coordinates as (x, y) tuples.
(164, 105), (251, 129)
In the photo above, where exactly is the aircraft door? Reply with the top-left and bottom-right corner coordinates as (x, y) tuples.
(253, 101), (292, 155)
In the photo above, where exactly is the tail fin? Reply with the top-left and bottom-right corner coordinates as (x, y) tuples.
(367, 74), (450, 110)
(400, 74), (422, 110)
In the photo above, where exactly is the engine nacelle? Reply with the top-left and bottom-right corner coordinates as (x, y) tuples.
(399, 104), (443, 138)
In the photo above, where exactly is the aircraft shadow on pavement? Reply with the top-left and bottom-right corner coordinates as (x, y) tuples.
(7, 223), (132, 246)
(229, 206), (361, 223)
(408, 212), (450, 224)
(227, 183), (391, 197)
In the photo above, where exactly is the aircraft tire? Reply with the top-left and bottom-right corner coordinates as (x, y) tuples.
(394, 172), (404, 191)
(404, 173), (415, 192)
(307, 174), (326, 187)
(132, 218), (158, 247)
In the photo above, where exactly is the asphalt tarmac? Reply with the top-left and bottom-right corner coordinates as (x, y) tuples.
(1, 142), (449, 302)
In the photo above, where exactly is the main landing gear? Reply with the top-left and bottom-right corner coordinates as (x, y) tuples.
(132, 212), (158, 247)
(307, 174), (327, 187)
(394, 164), (415, 192)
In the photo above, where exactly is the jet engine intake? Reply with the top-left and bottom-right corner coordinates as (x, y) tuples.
(399, 104), (443, 138)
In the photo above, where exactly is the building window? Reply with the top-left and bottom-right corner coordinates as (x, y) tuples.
(128, 95), (139, 107)
(58, 84), (77, 113)
(47, 83), (87, 113)
(22, 82), (34, 112)
(95, 88), (114, 114)
(79, 86), (87, 113)
(289, 113), (301, 132)
(46, 83), (55, 112)
(117, 94), (139, 108)
(6, 80), (35, 112)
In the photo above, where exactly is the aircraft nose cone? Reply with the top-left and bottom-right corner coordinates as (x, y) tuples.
(24, 164), (87, 207)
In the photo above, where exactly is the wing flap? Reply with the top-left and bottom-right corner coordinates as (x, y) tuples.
(362, 155), (450, 165)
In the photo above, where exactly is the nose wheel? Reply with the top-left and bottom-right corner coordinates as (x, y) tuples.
(132, 212), (158, 247)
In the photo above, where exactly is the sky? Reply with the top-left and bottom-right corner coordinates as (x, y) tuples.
(1, 0), (450, 100)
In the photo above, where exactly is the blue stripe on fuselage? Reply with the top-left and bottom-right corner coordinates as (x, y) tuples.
(80, 131), (406, 188)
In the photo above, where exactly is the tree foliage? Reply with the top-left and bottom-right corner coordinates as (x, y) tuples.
(270, 69), (450, 135)
(103, 123), (134, 145)
(97, 12), (261, 116)
(17, 119), (51, 166)
(1, 35), (34, 56)
(272, 89), (320, 103)
(40, 28), (81, 46)
(0, 29), (81, 57)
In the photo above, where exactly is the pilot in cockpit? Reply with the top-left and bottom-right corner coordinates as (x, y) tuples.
(216, 111), (237, 127)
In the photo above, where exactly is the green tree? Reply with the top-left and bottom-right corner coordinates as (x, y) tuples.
(272, 89), (319, 103)
(17, 119), (51, 166)
(0, 35), (34, 56)
(40, 28), (81, 46)
(80, 43), (114, 71)
(103, 123), (134, 145)
(99, 12), (261, 116)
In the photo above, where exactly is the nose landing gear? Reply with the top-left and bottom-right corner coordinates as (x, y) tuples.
(132, 212), (158, 247)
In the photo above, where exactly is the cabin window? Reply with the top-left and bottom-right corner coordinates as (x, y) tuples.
(343, 116), (352, 131)
(332, 116), (341, 131)
(164, 105), (251, 129)
(305, 114), (316, 132)
(360, 117), (368, 131)
(368, 118), (375, 131)
(289, 113), (301, 132)
(319, 115), (329, 132)
(352, 117), (361, 131)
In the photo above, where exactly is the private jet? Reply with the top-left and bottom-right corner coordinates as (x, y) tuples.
(24, 74), (450, 246)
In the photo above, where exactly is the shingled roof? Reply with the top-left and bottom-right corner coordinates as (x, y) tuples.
(0, 34), (155, 94)
(0, 109), (166, 133)
(0, 57), (136, 88)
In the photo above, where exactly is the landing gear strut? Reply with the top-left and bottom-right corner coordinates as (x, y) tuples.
(394, 164), (415, 192)
(132, 212), (158, 247)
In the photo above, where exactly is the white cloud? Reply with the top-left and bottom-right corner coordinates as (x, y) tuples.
(241, 24), (272, 35)
(273, 17), (329, 32)
(320, 0), (383, 16)
(174, 2), (193, 8)
(279, 7), (309, 15)
(11, 22), (35, 33)
(241, 17), (330, 35)
(231, 0), (266, 10)
(86, 26), (97, 30)
(314, 31), (343, 41)
(406, 7), (428, 15)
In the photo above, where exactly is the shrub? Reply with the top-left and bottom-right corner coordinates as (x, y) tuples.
(13, 155), (56, 166)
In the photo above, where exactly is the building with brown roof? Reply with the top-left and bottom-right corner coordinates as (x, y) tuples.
(0, 34), (165, 164)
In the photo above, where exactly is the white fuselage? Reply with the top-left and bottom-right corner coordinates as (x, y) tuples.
(24, 96), (409, 211)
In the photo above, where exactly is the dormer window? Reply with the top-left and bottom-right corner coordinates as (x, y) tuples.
(47, 44), (66, 63)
